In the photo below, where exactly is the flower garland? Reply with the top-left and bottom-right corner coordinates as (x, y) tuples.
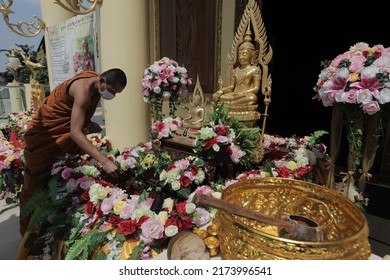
(313, 42), (390, 115)
(142, 57), (192, 120)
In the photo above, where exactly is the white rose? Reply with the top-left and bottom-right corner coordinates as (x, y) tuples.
(185, 202), (196, 214)
(171, 180), (181, 191)
(162, 197), (174, 212)
(171, 76), (179, 83)
(88, 183), (109, 205)
(164, 225), (178, 237)
(357, 89), (373, 104)
(212, 192), (222, 199)
(162, 91), (171, 98)
(377, 88), (390, 104)
(159, 170), (168, 181)
(157, 211), (169, 225)
(335, 67), (350, 79)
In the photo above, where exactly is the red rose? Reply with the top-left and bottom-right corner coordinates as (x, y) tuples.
(137, 216), (150, 227)
(84, 201), (95, 215)
(175, 201), (187, 215)
(214, 125), (229, 136)
(81, 190), (90, 201)
(156, 122), (165, 132)
(180, 215), (194, 230)
(188, 165), (198, 176)
(203, 137), (218, 151)
(117, 220), (137, 236)
(165, 217), (180, 228)
(226, 146), (233, 155)
(109, 214), (121, 226)
(179, 175), (191, 188)
(276, 167), (291, 178)
(96, 206), (103, 217)
(167, 164), (176, 171)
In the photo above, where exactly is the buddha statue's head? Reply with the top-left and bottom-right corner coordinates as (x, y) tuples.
(238, 26), (258, 66)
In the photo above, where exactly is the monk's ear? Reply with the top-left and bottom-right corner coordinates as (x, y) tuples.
(99, 77), (106, 84)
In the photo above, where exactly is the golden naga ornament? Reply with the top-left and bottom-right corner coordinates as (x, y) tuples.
(0, 0), (45, 37)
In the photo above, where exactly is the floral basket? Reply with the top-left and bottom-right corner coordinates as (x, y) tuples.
(142, 57), (192, 121)
(313, 42), (390, 207)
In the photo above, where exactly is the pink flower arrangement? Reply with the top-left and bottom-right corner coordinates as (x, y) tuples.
(0, 136), (24, 204)
(142, 57), (192, 120)
(313, 42), (390, 115)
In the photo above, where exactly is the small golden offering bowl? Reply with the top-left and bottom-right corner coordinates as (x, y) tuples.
(214, 177), (371, 260)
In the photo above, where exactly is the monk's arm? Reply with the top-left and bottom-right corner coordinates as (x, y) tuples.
(70, 92), (118, 177)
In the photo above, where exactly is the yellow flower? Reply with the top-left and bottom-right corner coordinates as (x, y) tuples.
(349, 73), (359, 82)
(289, 161), (298, 171)
(140, 154), (156, 170)
(6, 155), (14, 162)
(113, 200), (126, 215)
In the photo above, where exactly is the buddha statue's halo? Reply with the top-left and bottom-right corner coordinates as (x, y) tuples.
(239, 26), (255, 51)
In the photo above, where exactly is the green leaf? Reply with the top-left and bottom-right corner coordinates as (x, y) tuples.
(65, 236), (89, 260)
(26, 204), (56, 231)
(130, 242), (144, 260)
(20, 189), (46, 219)
(177, 187), (191, 199)
(48, 177), (60, 201)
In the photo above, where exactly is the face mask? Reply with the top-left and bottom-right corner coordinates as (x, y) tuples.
(99, 88), (115, 100)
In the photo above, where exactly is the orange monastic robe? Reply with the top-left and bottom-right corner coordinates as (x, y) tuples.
(20, 71), (100, 235)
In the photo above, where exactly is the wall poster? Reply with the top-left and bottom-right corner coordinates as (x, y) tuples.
(47, 11), (99, 89)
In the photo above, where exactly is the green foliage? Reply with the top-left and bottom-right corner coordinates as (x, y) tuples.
(19, 189), (46, 219)
(130, 241), (145, 260)
(308, 130), (328, 144)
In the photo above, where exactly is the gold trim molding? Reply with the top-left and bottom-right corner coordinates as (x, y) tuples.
(0, 0), (45, 37)
(54, 0), (102, 15)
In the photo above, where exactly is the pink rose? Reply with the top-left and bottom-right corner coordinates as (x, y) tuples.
(140, 218), (164, 244)
(361, 101), (380, 115)
(193, 208), (211, 227)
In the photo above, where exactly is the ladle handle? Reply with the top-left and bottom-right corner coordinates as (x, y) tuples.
(195, 194), (293, 233)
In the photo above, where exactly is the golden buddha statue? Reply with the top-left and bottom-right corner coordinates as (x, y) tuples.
(211, 0), (273, 129)
(182, 79), (205, 129)
(213, 30), (261, 107)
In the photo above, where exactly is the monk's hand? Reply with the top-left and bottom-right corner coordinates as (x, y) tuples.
(85, 121), (102, 134)
(102, 159), (119, 178)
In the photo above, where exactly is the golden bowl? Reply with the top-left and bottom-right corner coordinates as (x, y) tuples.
(214, 177), (371, 260)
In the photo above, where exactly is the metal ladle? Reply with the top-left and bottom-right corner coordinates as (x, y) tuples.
(195, 194), (324, 242)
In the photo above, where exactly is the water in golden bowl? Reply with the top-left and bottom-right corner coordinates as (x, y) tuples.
(214, 177), (371, 260)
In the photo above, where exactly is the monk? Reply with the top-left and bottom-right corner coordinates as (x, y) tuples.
(20, 68), (127, 236)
